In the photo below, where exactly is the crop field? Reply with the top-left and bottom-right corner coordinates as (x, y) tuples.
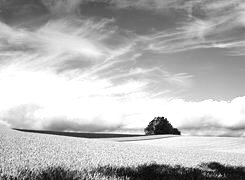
(123, 136), (245, 154)
(1, 125), (245, 179)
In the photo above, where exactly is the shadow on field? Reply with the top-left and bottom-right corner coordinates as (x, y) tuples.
(107, 135), (178, 142)
(13, 128), (144, 138)
(2, 162), (245, 180)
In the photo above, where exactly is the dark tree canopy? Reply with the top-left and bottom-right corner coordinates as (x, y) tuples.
(144, 117), (181, 135)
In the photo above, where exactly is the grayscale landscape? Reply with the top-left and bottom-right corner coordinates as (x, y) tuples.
(1, 0), (245, 179)
(1, 125), (245, 179)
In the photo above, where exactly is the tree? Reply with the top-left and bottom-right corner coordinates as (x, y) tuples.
(144, 117), (181, 135)
(172, 128), (181, 135)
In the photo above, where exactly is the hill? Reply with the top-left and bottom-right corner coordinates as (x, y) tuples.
(1, 125), (245, 179)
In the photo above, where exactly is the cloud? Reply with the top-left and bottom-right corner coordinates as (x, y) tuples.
(1, 0), (245, 136)
(0, 66), (143, 131)
(109, 0), (181, 12)
(0, 32), (192, 132)
(120, 97), (245, 137)
(105, 0), (245, 55)
(109, 0), (241, 15)
(164, 97), (245, 136)
(0, 119), (10, 127)
(1, 75), (245, 136)
(38, 19), (109, 58)
(141, 14), (245, 54)
(0, 18), (108, 61)
(3, 0), (245, 56)
(0, 16), (190, 132)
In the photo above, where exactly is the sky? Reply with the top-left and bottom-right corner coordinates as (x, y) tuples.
(0, 0), (245, 136)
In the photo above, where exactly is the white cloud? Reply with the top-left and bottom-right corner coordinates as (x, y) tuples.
(0, 65), (145, 131)
(0, 67), (245, 136)
(121, 97), (245, 137)
(0, 59), (244, 135)
(165, 97), (245, 136)
(1, 0), (245, 136)
(1, 18), (106, 59)
(37, 24), (103, 58)
(0, 119), (10, 127)
(0, 12), (210, 134)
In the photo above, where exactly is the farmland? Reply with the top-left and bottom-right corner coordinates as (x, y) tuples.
(1, 125), (245, 179)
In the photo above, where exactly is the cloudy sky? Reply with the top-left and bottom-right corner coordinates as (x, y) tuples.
(0, 0), (245, 136)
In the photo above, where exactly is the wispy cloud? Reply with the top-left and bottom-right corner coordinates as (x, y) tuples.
(109, 0), (179, 12)
(0, 11), (192, 132)
(141, 15), (245, 55)
(1, 0), (245, 136)
(106, 0), (245, 55)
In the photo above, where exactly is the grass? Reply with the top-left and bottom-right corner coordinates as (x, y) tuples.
(125, 135), (245, 153)
(1, 125), (245, 179)
(1, 162), (245, 180)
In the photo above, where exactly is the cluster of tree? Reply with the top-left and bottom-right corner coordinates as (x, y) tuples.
(144, 117), (181, 135)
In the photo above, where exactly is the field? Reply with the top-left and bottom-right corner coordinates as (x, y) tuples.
(1, 125), (245, 179)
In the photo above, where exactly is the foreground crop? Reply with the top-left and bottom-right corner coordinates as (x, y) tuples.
(1, 125), (245, 179)
(1, 162), (245, 180)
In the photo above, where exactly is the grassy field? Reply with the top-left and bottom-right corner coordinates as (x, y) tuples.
(124, 136), (245, 154)
(1, 125), (245, 179)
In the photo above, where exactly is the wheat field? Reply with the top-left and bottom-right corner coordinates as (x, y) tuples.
(1, 125), (245, 178)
